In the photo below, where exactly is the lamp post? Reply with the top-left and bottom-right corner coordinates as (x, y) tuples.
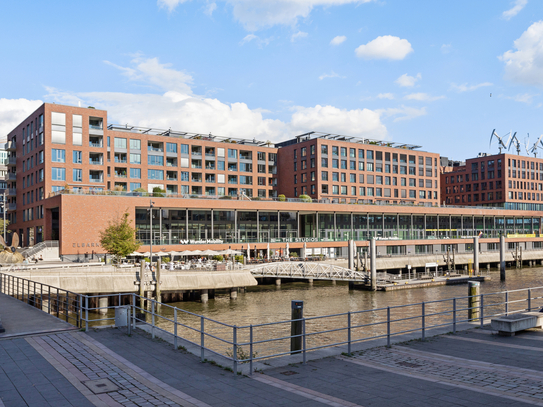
(149, 200), (155, 269)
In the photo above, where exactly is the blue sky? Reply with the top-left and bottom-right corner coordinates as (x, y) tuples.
(1, 0), (543, 160)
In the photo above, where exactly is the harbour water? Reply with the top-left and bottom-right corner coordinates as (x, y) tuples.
(128, 267), (543, 359)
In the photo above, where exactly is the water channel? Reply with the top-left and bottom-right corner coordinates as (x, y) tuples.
(101, 267), (543, 360)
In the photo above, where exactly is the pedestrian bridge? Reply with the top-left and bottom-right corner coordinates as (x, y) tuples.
(248, 262), (370, 282)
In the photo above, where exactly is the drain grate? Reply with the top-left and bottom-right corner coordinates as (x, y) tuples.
(280, 371), (299, 376)
(396, 361), (422, 368)
(83, 378), (120, 394)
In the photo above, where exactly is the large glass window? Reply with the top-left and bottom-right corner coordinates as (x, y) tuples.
(130, 139), (141, 150)
(52, 167), (66, 181)
(73, 168), (82, 182)
(148, 169), (164, 180)
(114, 137), (127, 149)
(51, 149), (65, 163)
(148, 155), (164, 166)
(73, 151), (82, 164)
(166, 142), (177, 153)
(130, 168), (141, 178)
(130, 153), (141, 164)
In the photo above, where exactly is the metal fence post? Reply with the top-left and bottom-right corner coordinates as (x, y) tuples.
(85, 296), (89, 332)
(233, 325), (238, 375)
(132, 293), (136, 329)
(528, 289), (532, 312)
(302, 318), (306, 365)
(48, 286), (51, 314)
(422, 302), (426, 341)
(387, 307), (391, 348)
(249, 325), (254, 376)
(200, 316), (205, 362)
(174, 308), (178, 349)
(480, 294), (484, 328)
(453, 298), (457, 334)
(347, 311), (352, 354)
(65, 291), (69, 322)
(151, 301), (155, 339)
(56, 289), (59, 319)
(505, 292), (509, 316)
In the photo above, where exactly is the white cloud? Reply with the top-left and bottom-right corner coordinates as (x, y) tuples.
(500, 21), (543, 86)
(378, 106), (427, 122)
(395, 73), (421, 87)
(441, 43), (452, 54)
(105, 56), (193, 94)
(291, 31), (308, 42)
(46, 57), (388, 143)
(157, 0), (189, 13)
(204, 2), (217, 16)
(229, 0), (372, 31)
(377, 93), (394, 99)
(450, 82), (493, 92)
(0, 98), (43, 140)
(239, 33), (272, 47)
(319, 71), (345, 80)
(404, 93), (445, 102)
(330, 35), (346, 45)
(160, 0), (373, 31)
(505, 93), (539, 104)
(355, 35), (413, 60)
(240, 34), (258, 45)
(376, 105), (427, 122)
(290, 105), (387, 138)
(502, 0), (528, 20)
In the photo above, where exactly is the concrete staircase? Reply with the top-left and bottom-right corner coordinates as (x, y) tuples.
(20, 241), (60, 262)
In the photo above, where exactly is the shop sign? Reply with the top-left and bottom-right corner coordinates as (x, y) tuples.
(507, 233), (536, 238)
(271, 237), (321, 243)
(73, 242), (101, 248)
(179, 239), (224, 244)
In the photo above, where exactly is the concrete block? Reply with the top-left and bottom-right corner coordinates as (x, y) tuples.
(491, 313), (543, 335)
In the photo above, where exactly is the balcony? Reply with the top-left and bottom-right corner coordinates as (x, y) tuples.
(7, 157), (16, 166)
(90, 178), (104, 183)
(89, 159), (103, 165)
(7, 188), (16, 196)
(8, 203), (16, 211)
(7, 173), (16, 181)
(5, 141), (15, 151)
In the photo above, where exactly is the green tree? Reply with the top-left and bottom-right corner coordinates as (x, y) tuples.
(99, 212), (141, 262)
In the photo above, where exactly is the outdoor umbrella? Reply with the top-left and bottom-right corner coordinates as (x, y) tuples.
(129, 252), (144, 256)
(303, 242), (307, 257)
(267, 243), (270, 260)
(285, 242), (289, 258)
(246, 243), (251, 261)
(201, 249), (217, 256)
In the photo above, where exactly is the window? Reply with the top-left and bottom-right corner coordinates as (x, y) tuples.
(218, 161), (225, 171)
(73, 168), (82, 182)
(148, 155), (164, 166)
(333, 172), (339, 181)
(148, 169), (164, 180)
(73, 151), (82, 164)
(114, 138), (127, 149)
(321, 158), (328, 167)
(130, 183), (141, 190)
(228, 149), (237, 159)
(301, 147), (307, 157)
(51, 149), (65, 163)
(322, 171), (328, 181)
(166, 143), (177, 153)
(130, 168), (141, 179)
(39, 151), (44, 164)
(52, 167), (66, 181)
(130, 154), (141, 164)
(130, 139), (141, 150)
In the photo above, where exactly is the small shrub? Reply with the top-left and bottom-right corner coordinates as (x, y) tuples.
(278, 194), (286, 202)
(162, 256), (170, 263)
(212, 255), (224, 261)
(235, 255), (244, 263)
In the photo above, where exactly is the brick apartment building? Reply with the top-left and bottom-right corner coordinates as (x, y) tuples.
(5, 103), (543, 258)
(441, 153), (543, 211)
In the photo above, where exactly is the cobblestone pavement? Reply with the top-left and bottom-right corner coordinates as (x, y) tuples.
(338, 331), (543, 405)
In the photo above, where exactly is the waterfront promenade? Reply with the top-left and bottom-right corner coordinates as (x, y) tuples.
(2, 293), (543, 406)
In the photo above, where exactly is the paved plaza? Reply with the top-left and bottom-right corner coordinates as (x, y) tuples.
(3, 293), (543, 406)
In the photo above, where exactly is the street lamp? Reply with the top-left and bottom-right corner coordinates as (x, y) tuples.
(149, 200), (155, 269)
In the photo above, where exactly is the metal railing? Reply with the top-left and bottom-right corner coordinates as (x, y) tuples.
(20, 240), (59, 259)
(0, 273), (83, 328)
(2, 271), (542, 376)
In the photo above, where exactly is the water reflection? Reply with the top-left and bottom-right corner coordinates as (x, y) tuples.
(97, 268), (543, 359)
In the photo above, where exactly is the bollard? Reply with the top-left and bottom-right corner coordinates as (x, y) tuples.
(500, 235), (505, 281)
(290, 300), (303, 354)
(348, 240), (355, 270)
(370, 238), (377, 291)
(468, 281), (480, 321)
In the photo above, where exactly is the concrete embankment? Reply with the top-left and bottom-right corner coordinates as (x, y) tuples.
(7, 267), (257, 294)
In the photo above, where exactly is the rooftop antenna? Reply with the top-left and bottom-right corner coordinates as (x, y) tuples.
(489, 129), (507, 153)
(508, 131), (520, 155)
(530, 134), (543, 157)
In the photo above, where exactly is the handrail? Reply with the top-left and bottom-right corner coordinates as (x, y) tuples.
(2, 270), (542, 376)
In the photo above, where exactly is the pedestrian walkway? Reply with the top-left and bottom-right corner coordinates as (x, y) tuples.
(0, 293), (76, 338)
(3, 292), (543, 405)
